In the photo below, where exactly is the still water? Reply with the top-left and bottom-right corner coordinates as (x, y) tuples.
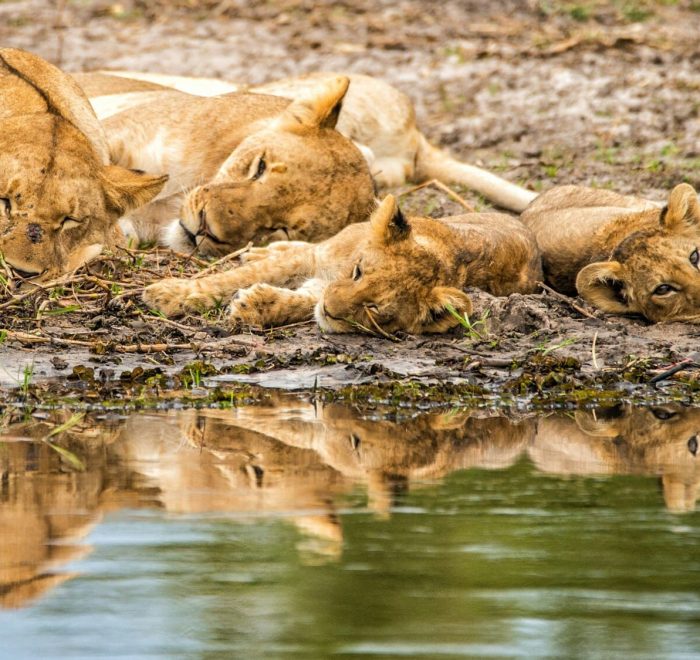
(2, 398), (700, 658)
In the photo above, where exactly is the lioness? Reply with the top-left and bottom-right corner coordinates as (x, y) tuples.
(521, 183), (700, 322)
(71, 74), (376, 255)
(79, 70), (537, 213)
(143, 194), (542, 334)
(0, 49), (167, 281)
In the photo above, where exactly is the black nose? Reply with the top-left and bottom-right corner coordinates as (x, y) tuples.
(198, 208), (207, 232)
(688, 435), (698, 456)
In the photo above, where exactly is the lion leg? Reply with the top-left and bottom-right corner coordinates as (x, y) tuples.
(143, 244), (316, 317)
(228, 278), (324, 329)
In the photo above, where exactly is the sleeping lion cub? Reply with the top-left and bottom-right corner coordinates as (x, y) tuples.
(522, 183), (700, 323)
(143, 195), (542, 334)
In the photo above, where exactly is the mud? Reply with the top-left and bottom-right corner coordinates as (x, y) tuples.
(2, 0), (700, 406)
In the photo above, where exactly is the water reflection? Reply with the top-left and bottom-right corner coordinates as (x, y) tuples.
(1, 400), (699, 612)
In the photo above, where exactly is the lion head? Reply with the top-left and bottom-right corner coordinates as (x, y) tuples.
(315, 195), (473, 335)
(162, 77), (375, 257)
(576, 183), (700, 322)
(0, 49), (167, 281)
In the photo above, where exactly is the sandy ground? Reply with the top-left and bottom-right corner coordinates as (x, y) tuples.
(2, 0), (700, 403)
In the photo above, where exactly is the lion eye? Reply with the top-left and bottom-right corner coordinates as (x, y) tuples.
(252, 156), (266, 181)
(652, 283), (677, 296)
(0, 198), (10, 214)
(691, 248), (699, 268)
(60, 216), (81, 230)
(352, 263), (362, 280)
(651, 407), (677, 421)
(365, 303), (379, 313)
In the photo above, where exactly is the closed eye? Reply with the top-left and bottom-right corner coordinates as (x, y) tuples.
(251, 155), (266, 181)
(61, 216), (81, 230)
(691, 248), (699, 268)
(352, 263), (362, 280)
(0, 198), (10, 214)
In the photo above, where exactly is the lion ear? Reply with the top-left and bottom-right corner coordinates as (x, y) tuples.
(370, 195), (410, 244)
(273, 75), (349, 133)
(662, 183), (700, 233)
(576, 261), (639, 315)
(102, 165), (168, 215)
(0, 48), (111, 165)
(422, 286), (473, 333)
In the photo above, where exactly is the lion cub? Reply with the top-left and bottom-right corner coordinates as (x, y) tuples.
(143, 195), (542, 335)
(521, 184), (700, 322)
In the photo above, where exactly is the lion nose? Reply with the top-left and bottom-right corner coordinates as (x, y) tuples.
(198, 208), (207, 233)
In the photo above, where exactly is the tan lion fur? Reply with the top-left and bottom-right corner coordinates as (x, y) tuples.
(142, 195), (542, 335)
(0, 49), (167, 280)
(521, 183), (700, 322)
(73, 73), (376, 255)
(79, 70), (537, 213)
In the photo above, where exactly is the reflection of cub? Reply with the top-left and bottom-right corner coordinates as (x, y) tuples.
(226, 401), (536, 515)
(531, 405), (700, 512)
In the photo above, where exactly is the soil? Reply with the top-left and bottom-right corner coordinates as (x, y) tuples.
(2, 0), (700, 407)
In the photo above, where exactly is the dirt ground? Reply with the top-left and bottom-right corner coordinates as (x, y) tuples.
(2, 0), (700, 406)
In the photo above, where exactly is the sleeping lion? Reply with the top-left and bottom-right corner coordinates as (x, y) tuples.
(143, 195), (542, 334)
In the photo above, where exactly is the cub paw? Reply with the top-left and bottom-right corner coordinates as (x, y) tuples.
(142, 279), (213, 317)
(228, 284), (282, 328)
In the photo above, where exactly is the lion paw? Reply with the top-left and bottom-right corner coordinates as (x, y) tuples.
(142, 278), (213, 317)
(228, 284), (284, 328)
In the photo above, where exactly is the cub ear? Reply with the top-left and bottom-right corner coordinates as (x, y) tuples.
(101, 165), (168, 215)
(662, 183), (700, 233)
(0, 48), (111, 165)
(576, 261), (639, 315)
(423, 286), (473, 333)
(273, 75), (349, 133)
(370, 195), (410, 244)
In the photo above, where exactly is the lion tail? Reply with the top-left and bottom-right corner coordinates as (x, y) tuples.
(414, 133), (537, 213)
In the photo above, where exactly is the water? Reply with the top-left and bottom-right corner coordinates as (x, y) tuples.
(2, 398), (700, 658)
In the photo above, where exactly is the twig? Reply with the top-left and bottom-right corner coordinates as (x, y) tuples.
(592, 331), (600, 370)
(194, 242), (252, 278)
(400, 178), (475, 212)
(538, 282), (599, 320)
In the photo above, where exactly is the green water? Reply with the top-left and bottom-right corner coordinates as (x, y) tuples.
(2, 400), (700, 658)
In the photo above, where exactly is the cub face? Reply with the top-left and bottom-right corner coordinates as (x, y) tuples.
(577, 183), (700, 322)
(315, 196), (473, 335)
(164, 77), (375, 257)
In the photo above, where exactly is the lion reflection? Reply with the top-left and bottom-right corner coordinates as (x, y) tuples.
(2, 401), (698, 610)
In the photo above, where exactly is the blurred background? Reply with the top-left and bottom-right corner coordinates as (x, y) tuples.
(3, 0), (700, 207)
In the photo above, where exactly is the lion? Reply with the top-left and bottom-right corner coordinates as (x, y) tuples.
(71, 72), (376, 255)
(142, 194), (543, 334)
(78, 69), (537, 213)
(531, 404), (700, 512)
(521, 183), (700, 322)
(0, 49), (167, 281)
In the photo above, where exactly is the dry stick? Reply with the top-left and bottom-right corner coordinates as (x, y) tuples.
(4, 330), (95, 348)
(400, 178), (475, 212)
(193, 243), (253, 279)
(364, 307), (400, 342)
(538, 282), (599, 320)
(0, 274), (84, 311)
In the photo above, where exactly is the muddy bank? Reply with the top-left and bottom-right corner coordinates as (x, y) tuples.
(2, 1), (700, 406)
